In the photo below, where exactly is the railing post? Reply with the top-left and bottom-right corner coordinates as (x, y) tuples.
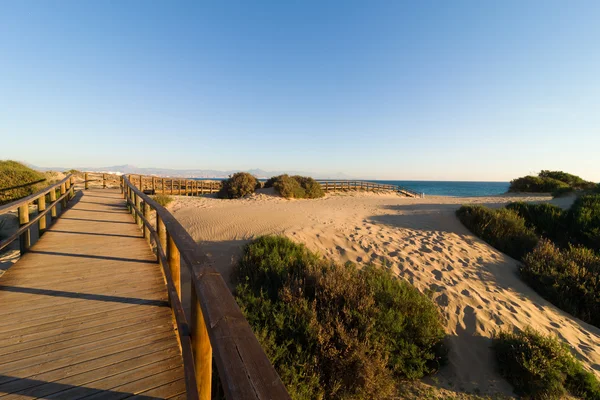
(152, 177), (156, 194)
(135, 192), (141, 226)
(162, 178), (166, 195)
(49, 188), (57, 218)
(157, 215), (167, 262)
(143, 201), (150, 242)
(191, 283), (212, 400)
(121, 176), (124, 195)
(65, 179), (72, 200)
(60, 182), (67, 210)
(103, 173), (106, 189)
(38, 194), (46, 235)
(85, 172), (89, 190)
(167, 234), (181, 297)
(18, 204), (30, 254)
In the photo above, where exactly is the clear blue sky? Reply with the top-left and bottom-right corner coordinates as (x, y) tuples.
(1, 1), (599, 181)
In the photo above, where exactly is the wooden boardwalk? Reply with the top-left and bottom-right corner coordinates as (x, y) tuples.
(0, 188), (186, 399)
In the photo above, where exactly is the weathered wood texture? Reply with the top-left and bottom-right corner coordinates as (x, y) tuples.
(0, 188), (186, 399)
(125, 176), (291, 400)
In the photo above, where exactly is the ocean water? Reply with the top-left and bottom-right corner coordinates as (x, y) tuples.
(373, 180), (510, 197)
(194, 177), (510, 197)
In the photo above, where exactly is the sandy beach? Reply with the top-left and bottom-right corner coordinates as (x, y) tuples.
(168, 190), (599, 395)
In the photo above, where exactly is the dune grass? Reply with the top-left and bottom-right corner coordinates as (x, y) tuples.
(152, 194), (174, 207)
(0, 160), (47, 205)
(494, 328), (600, 399)
(455, 205), (538, 260)
(233, 235), (446, 399)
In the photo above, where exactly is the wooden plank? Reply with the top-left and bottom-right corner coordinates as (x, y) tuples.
(0, 339), (180, 399)
(0, 188), (186, 399)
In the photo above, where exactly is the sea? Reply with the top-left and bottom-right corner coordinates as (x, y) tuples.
(193, 178), (510, 197)
(371, 180), (510, 197)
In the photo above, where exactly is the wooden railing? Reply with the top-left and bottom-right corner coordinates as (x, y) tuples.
(120, 174), (424, 198)
(121, 175), (290, 400)
(126, 175), (222, 196)
(316, 180), (423, 197)
(0, 175), (76, 255)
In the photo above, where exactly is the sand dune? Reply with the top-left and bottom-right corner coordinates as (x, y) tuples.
(169, 190), (598, 395)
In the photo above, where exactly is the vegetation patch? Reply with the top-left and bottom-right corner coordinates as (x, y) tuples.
(567, 194), (600, 252)
(218, 172), (259, 199)
(506, 202), (568, 246)
(152, 194), (174, 207)
(494, 328), (600, 399)
(521, 239), (600, 327)
(456, 205), (538, 260)
(0, 161), (47, 205)
(509, 170), (595, 196)
(268, 175), (325, 199)
(234, 235), (446, 399)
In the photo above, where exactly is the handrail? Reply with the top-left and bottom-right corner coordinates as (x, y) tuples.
(0, 175), (73, 215)
(0, 174), (75, 255)
(315, 179), (423, 197)
(122, 175), (290, 400)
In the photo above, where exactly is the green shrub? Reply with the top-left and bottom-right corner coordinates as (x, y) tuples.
(263, 175), (281, 189)
(291, 175), (324, 198)
(539, 170), (597, 190)
(521, 239), (600, 327)
(0, 161), (47, 205)
(269, 175), (325, 199)
(234, 235), (446, 399)
(456, 205), (539, 260)
(567, 194), (600, 252)
(494, 327), (600, 399)
(509, 171), (595, 194)
(218, 172), (258, 199)
(509, 175), (570, 193)
(506, 202), (568, 245)
(152, 194), (173, 207)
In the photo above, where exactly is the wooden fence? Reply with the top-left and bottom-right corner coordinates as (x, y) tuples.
(316, 180), (423, 197)
(125, 175), (222, 196)
(0, 175), (75, 255)
(122, 175), (290, 400)
(121, 174), (424, 198)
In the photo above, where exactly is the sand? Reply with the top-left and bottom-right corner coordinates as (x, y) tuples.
(168, 189), (599, 395)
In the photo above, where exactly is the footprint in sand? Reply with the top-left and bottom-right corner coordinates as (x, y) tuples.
(435, 293), (449, 307)
(432, 270), (443, 281)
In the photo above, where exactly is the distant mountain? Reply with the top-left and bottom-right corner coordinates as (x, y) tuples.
(26, 163), (353, 180)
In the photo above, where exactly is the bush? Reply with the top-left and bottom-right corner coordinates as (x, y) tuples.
(269, 175), (325, 199)
(152, 194), (173, 207)
(234, 235), (446, 399)
(291, 175), (324, 198)
(456, 205), (539, 260)
(263, 176), (280, 189)
(521, 240), (600, 327)
(509, 176), (570, 194)
(218, 172), (258, 199)
(0, 161), (47, 205)
(494, 327), (600, 399)
(567, 194), (600, 252)
(539, 170), (597, 190)
(509, 171), (595, 194)
(506, 202), (568, 245)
